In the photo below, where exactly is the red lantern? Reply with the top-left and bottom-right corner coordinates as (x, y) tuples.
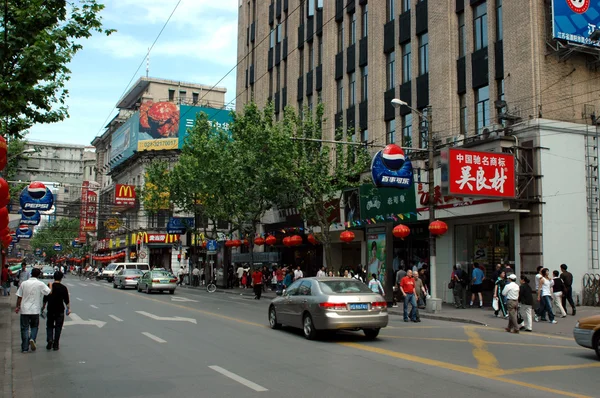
(0, 207), (8, 230)
(0, 178), (9, 207)
(289, 235), (303, 246)
(224, 240), (233, 247)
(282, 236), (292, 247)
(232, 239), (242, 247)
(254, 237), (265, 246)
(340, 230), (355, 243)
(242, 239), (249, 246)
(393, 224), (411, 239)
(202, 241), (207, 248)
(265, 235), (277, 246)
(0, 136), (7, 171)
(0, 226), (9, 237)
(429, 220), (448, 236)
(307, 234), (318, 245)
(1, 234), (11, 248)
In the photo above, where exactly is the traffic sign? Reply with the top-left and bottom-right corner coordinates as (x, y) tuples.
(206, 240), (218, 255)
(139, 251), (147, 259)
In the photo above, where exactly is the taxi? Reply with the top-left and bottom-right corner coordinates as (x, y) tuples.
(573, 314), (600, 360)
(137, 270), (177, 294)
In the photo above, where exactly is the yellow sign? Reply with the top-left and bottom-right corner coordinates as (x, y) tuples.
(105, 218), (121, 231)
(137, 138), (178, 152)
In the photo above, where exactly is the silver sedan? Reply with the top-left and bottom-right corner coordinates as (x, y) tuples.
(113, 269), (144, 289)
(268, 277), (388, 340)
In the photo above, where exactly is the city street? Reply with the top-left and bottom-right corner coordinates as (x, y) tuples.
(8, 281), (600, 398)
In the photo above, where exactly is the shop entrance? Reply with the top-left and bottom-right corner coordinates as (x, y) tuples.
(392, 222), (429, 273)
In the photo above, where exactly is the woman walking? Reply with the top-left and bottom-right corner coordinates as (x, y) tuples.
(536, 268), (558, 324)
(493, 270), (508, 318)
(551, 270), (567, 318)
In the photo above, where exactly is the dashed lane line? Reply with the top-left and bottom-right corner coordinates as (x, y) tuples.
(142, 332), (166, 343)
(90, 305), (98, 309)
(209, 366), (268, 392)
(75, 298), (83, 301)
(108, 315), (123, 322)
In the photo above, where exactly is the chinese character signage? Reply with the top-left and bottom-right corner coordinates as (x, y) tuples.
(442, 148), (516, 199)
(79, 181), (98, 242)
(114, 184), (136, 207)
(360, 184), (417, 222)
(552, 0), (600, 48)
(167, 217), (195, 234)
(370, 144), (414, 189)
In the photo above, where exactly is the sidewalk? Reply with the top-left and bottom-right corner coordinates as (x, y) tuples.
(0, 296), (13, 398)
(179, 285), (599, 336)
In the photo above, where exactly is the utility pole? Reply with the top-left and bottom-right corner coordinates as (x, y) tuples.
(425, 106), (441, 312)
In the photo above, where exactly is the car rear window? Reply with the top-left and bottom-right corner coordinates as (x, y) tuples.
(152, 271), (172, 278)
(318, 280), (373, 294)
(125, 270), (143, 275)
(137, 264), (150, 270)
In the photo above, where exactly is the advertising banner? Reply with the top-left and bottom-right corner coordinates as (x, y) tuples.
(367, 233), (387, 285)
(371, 144), (414, 189)
(114, 184), (136, 207)
(19, 182), (54, 211)
(441, 148), (516, 198)
(20, 209), (41, 225)
(138, 101), (180, 152)
(79, 181), (98, 242)
(179, 105), (233, 145)
(110, 113), (139, 168)
(16, 225), (33, 239)
(359, 184), (417, 222)
(167, 217), (195, 234)
(552, 0), (600, 47)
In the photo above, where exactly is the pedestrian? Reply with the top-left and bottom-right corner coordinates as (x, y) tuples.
(551, 270), (567, 318)
(493, 270), (508, 318)
(518, 275), (533, 332)
(177, 266), (185, 286)
(41, 271), (70, 351)
(1, 263), (13, 296)
(413, 271), (426, 309)
(252, 268), (263, 300)
(502, 274), (520, 333)
(534, 265), (544, 317)
(470, 262), (485, 308)
(236, 265), (244, 287)
(400, 270), (418, 322)
(16, 262), (30, 288)
(316, 266), (326, 277)
(451, 264), (465, 309)
(293, 265), (303, 281)
(192, 266), (200, 287)
(276, 266), (284, 292)
(536, 268), (558, 324)
(241, 270), (248, 288)
(559, 264), (576, 316)
(15, 268), (51, 353)
(368, 273), (384, 296)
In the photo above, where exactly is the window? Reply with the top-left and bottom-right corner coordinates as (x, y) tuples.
(386, 51), (395, 89)
(299, 0), (304, 21)
(337, 23), (344, 52)
(418, 33), (428, 75)
(361, 66), (368, 101)
(402, 0), (411, 12)
(270, 29), (275, 48)
(317, 0), (323, 9)
(276, 66), (281, 91)
(496, 0), (503, 41)
(350, 12), (356, 45)
(361, 128), (368, 142)
(308, 0), (315, 17)
(337, 80), (344, 112)
(308, 44), (314, 71)
(269, 71), (274, 97)
(277, 24), (283, 43)
(349, 72), (356, 106)
(458, 12), (465, 58)
(386, 0), (395, 22)
(318, 37), (323, 64)
(386, 120), (396, 144)
(402, 43), (411, 83)
(361, 4), (368, 38)
(308, 96), (313, 113)
(459, 94), (467, 135)
(402, 114), (412, 147)
(475, 85), (490, 134)
(473, 2), (488, 51)
(299, 48), (304, 75)
(168, 89), (175, 101)
(192, 92), (199, 104)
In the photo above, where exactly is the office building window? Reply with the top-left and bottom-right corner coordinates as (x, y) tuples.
(318, 36), (323, 64)
(473, 2), (488, 51)
(418, 33), (428, 75)
(459, 94), (467, 135)
(277, 24), (283, 43)
(300, 0), (305, 21)
(496, 0), (503, 41)
(308, 96), (313, 113)
(386, 51), (395, 89)
(361, 4), (368, 38)
(402, 43), (411, 83)
(168, 89), (175, 101)
(402, 114), (412, 147)
(386, 119), (396, 144)
(269, 71), (273, 97)
(337, 80), (344, 112)
(361, 129), (368, 142)
(308, 44), (314, 71)
(349, 72), (356, 106)
(402, 0), (411, 12)
(276, 66), (281, 92)
(317, 0), (323, 9)
(475, 85), (490, 133)
(361, 66), (368, 102)
(270, 29), (275, 48)
(386, 0), (395, 22)
(299, 49), (304, 75)
(308, 0), (315, 16)
(458, 12), (465, 58)
(350, 12), (356, 45)
(192, 92), (199, 104)
(337, 22), (344, 52)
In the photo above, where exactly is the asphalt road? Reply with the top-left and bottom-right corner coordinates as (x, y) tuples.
(11, 279), (600, 398)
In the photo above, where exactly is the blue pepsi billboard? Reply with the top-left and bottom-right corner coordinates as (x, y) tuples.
(553, 0), (600, 47)
(110, 113), (139, 168)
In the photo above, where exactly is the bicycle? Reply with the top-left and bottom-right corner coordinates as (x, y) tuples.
(206, 277), (217, 293)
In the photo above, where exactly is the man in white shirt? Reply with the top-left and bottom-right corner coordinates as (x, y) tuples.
(316, 266), (326, 277)
(192, 266), (201, 287)
(502, 274), (521, 334)
(293, 266), (303, 281)
(16, 268), (51, 353)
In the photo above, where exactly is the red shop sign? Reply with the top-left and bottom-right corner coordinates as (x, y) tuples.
(443, 148), (516, 198)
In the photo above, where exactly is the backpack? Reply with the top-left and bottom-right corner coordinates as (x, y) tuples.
(458, 269), (469, 286)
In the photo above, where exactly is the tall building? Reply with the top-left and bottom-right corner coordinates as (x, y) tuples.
(237, 1), (600, 304)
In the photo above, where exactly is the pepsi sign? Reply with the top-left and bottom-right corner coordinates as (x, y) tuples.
(371, 144), (414, 189)
(11, 233), (19, 244)
(16, 225), (33, 239)
(20, 209), (41, 225)
(72, 239), (83, 248)
(35, 248), (42, 256)
(19, 182), (54, 211)
(53, 243), (62, 251)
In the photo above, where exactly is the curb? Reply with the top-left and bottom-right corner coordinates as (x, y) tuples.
(0, 300), (13, 398)
(387, 309), (487, 326)
(179, 285), (278, 300)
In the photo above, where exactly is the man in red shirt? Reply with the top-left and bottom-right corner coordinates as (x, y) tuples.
(400, 270), (418, 322)
(252, 268), (263, 300)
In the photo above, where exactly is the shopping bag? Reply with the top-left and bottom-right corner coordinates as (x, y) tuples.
(492, 297), (499, 311)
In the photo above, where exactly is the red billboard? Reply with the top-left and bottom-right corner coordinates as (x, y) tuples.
(79, 181), (98, 242)
(443, 148), (516, 198)
(115, 184), (136, 206)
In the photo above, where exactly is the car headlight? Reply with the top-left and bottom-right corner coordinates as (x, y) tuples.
(575, 321), (579, 328)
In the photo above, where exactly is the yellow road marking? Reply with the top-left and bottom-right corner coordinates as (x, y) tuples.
(380, 335), (582, 349)
(338, 343), (592, 398)
(472, 326), (574, 341)
(501, 363), (600, 376)
(464, 326), (501, 374)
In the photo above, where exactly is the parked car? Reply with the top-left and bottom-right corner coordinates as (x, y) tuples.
(113, 269), (144, 289)
(268, 277), (388, 340)
(573, 314), (600, 359)
(102, 262), (150, 282)
(137, 270), (177, 294)
(41, 266), (55, 279)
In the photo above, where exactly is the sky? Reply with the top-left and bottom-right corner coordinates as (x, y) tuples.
(28, 0), (239, 146)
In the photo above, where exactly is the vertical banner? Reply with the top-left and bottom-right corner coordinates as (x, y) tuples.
(367, 230), (387, 286)
(79, 181), (98, 242)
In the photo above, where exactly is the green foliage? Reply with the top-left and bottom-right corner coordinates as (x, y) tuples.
(0, 0), (114, 138)
(30, 218), (89, 261)
(140, 161), (171, 214)
(5, 135), (28, 199)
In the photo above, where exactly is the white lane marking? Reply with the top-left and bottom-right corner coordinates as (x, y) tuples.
(63, 313), (106, 328)
(135, 311), (197, 324)
(208, 366), (268, 392)
(79, 283), (88, 287)
(76, 298), (83, 301)
(108, 315), (123, 322)
(170, 296), (199, 302)
(142, 332), (166, 343)
(90, 305), (99, 309)
(65, 283), (74, 287)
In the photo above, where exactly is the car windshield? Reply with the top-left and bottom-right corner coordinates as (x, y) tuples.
(152, 271), (172, 278)
(318, 280), (374, 294)
(106, 264), (117, 271)
(42, 267), (53, 272)
(125, 270), (144, 275)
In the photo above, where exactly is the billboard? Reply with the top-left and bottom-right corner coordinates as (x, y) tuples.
(370, 144), (414, 189)
(79, 181), (98, 242)
(114, 184), (136, 207)
(110, 113), (139, 168)
(179, 105), (232, 146)
(552, 0), (600, 47)
(138, 101), (180, 152)
(441, 148), (516, 199)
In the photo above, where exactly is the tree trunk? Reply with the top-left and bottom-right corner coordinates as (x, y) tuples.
(320, 221), (333, 274)
(249, 221), (256, 269)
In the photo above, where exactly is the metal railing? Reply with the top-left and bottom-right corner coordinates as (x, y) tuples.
(582, 273), (600, 306)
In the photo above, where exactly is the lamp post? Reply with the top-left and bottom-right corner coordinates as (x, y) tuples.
(391, 99), (441, 313)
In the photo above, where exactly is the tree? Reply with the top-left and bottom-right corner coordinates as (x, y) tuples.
(0, 0), (113, 138)
(4, 134), (29, 199)
(140, 161), (172, 214)
(30, 217), (89, 261)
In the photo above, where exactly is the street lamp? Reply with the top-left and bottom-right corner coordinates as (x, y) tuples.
(391, 98), (441, 313)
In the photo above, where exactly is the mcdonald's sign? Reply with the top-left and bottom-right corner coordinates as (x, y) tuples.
(115, 184), (136, 206)
(137, 231), (180, 244)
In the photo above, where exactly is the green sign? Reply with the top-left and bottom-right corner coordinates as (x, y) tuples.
(359, 184), (417, 223)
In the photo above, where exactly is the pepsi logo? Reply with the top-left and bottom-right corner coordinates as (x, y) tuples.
(382, 144), (406, 170)
(21, 209), (37, 218)
(567, 0), (590, 14)
(18, 225), (30, 234)
(28, 181), (47, 199)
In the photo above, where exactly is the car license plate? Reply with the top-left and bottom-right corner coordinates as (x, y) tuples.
(349, 303), (368, 310)
(160, 280), (170, 284)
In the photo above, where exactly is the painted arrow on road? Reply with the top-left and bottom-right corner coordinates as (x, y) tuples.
(170, 296), (199, 303)
(63, 313), (106, 328)
(135, 311), (197, 324)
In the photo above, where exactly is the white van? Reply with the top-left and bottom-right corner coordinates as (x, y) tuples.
(102, 262), (150, 282)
